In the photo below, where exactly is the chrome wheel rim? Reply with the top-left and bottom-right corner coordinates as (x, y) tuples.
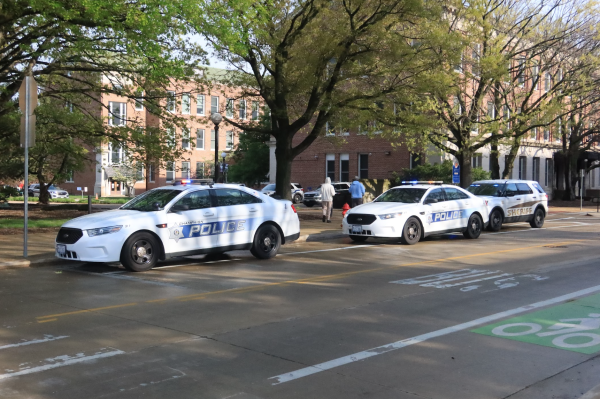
(131, 240), (153, 264)
(407, 221), (419, 241)
(471, 217), (481, 234)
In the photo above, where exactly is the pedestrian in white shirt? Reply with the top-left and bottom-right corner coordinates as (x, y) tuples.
(320, 177), (336, 223)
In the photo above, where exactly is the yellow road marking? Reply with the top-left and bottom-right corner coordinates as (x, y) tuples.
(37, 318), (57, 323)
(37, 239), (588, 319)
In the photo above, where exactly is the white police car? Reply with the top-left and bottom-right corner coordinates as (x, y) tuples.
(55, 184), (300, 271)
(467, 180), (549, 231)
(342, 182), (489, 244)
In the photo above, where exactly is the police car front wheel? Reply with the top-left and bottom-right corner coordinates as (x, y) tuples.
(121, 232), (160, 272)
(400, 217), (421, 245)
(251, 224), (281, 259)
(463, 213), (483, 239)
(488, 209), (503, 232)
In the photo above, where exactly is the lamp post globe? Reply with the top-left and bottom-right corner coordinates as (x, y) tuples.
(210, 112), (222, 182)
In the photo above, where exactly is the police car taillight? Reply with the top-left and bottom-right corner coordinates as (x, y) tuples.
(291, 204), (297, 213)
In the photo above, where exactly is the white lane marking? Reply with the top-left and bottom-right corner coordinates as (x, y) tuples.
(424, 273), (514, 288)
(482, 223), (591, 236)
(66, 270), (191, 289)
(154, 259), (241, 269)
(0, 335), (68, 350)
(269, 283), (600, 385)
(0, 348), (125, 380)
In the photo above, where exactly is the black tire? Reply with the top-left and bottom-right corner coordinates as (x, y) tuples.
(400, 217), (421, 245)
(349, 235), (368, 242)
(293, 194), (302, 204)
(304, 202), (315, 207)
(530, 207), (545, 228)
(487, 209), (503, 232)
(120, 232), (160, 272)
(463, 213), (483, 239)
(251, 224), (281, 259)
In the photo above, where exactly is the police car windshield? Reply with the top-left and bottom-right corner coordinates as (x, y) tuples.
(467, 183), (504, 197)
(121, 189), (181, 211)
(375, 188), (427, 203)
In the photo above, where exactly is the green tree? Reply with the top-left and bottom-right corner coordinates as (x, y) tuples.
(396, 160), (490, 184)
(191, 0), (447, 199)
(227, 132), (270, 187)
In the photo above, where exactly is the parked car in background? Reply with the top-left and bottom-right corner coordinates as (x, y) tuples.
(303, 182), (351, 208)
(467, 179), (549, 231)
(29, 184), (69, 199)
(261, 183), (304, 204)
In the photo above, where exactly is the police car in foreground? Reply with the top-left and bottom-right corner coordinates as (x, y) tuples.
(467, 180), (549, 231)
(55, 184), (300, 271)
(342, 182), (489, 244)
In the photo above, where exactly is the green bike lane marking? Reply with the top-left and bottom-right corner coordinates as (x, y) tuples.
(473, 293), (600, 354)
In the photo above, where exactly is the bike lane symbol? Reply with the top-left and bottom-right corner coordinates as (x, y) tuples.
(472, 294), (600, 354)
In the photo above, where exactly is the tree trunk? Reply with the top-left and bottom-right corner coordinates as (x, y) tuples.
(502, 140), (520, 179)
(458, 150), (473, 188)
(489, 141), (500, 179)
(274, 133), (293, 200)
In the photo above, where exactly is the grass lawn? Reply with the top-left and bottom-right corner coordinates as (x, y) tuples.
(8, 196), (130, 204)
(0, 218), (69, 229)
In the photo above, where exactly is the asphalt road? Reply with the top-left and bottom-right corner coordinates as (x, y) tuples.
(1, 213), (600, 399)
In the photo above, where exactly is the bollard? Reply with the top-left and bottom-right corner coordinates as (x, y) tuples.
(88, 195), (92, 214)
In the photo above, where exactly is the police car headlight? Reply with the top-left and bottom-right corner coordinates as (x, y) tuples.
(86, 225), (123, 237)
(378, 213), (402, 220)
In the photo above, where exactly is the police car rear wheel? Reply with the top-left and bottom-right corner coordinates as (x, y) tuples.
(293, 194), (302, 204)
(121, 233), (159, 272)
(251, 224), (281, 259)
(488, 209), (503, 232)
(350, 235), (368, 242)
(463, 213), (483, 239)
(400, 217), (421, 245)
(530, 208), (545, 228)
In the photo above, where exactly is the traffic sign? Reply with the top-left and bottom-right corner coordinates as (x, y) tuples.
(19, 75), (38, 115)
(452, 162), (460, 184)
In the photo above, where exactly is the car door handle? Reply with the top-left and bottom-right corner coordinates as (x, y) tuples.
(515, 198), (521, 200)
(203, 212), (214, 216)
(249, 208), (257, 212)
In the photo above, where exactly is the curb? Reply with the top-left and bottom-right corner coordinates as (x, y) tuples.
(295, 232), (346, 243)
(0, 255), (64, 270)
(580, 383), (600, 399)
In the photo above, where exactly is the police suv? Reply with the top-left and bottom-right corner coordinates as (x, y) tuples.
(342, 182), (489, 244)
(467, 180), (549, 231)
(55, 184), (300, 271)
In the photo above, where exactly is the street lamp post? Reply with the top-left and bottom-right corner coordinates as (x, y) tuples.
(221, 151), (227, 183)
(210, 112), (222, 183)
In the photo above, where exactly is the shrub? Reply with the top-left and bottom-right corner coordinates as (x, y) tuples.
(395, 160), (491, 184)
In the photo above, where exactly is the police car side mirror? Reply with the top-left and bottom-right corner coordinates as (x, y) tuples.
(170, 204), (190, 212)
(424, 198), (438, 204)
(505, 192), (515, 197)
(152, 202), (161, 211)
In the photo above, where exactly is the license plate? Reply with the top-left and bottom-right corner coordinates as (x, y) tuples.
(56, 244), (66, 256)
(351, 225), (363, 234)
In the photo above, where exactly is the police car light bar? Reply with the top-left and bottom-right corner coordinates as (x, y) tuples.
(181, 179), (191, 185)
(401, 181), (444, 185)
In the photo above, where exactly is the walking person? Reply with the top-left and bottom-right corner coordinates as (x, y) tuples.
(349, 176), (366, 208)
(320, 177), (335, 223)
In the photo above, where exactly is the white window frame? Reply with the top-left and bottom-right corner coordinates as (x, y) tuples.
(211, 96), (219, 115)
(325, 122), (335, 136)
(339, 153), (349, 182)
(197, 95), (205, 115)
(135, 163), (144, 182)
(532, 157), (540, 182)
(516, 57), (526, 86)
(166, 127), (176, 148)
(487, 101), (495, 119)
(181, 161), (191, 179)
(358, 153), (369, 179)
(66, 170), (74, 183)
(166, 162), (174, 183)
(182, 127), (190, 149)
(239, 99), (246, 120)
(326, 154), (336, 181)
(149, 164), (155, 182)
(196, 129), (205, 150)
(108, 102), (126, 126)
(108, 142), (123, 165)
(196, 162), (205, 179)
(225, 131), (234, 150)
(135, 90), (144, 111)
(519, 156), (527, 180)
(166, 91), (176, 113)
(182, 93), (191, 115)
(226, 98), (234, 118)
(211, 129), (215, 151)
(544, 73), (552, 93)
(532, 62), (539, 90)
(252, 101), (260, 120)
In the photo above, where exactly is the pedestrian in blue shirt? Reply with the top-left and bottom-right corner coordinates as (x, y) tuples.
(349, 176), (366, 208)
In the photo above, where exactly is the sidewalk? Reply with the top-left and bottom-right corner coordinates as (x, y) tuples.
(0, 211), (347, 269)
(1, 206), (596, 270)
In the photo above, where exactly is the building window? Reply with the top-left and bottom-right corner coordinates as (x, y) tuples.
(543, 128), (550, 142)
(196, 129), (205, 150)
(166, 162), (174, 182)
(472, 153), (483, 169)
(66, 170), (74, 183)
(326, 154), (335, 181)
(239, 99), (246, 119)
(516, 57), (526, 86)
(182, 93), (190, 114)
(226, 131), (234, 150)
(487, 102), (495, 119)
(410, 153), (422, 169)
(196, 162), (205, 178)
(181, 161), (191, 179)
(471, 44), (481, 77)
(149, 164), (155, 182)
(135, 163), (144, 182)
(545, 158), (553, 187)
(109, 143), (122, 164)
(454, 53), (463, 73)
(166, 91), (176, 113)
(504, 155), (514, 179)
(544, 73), (552, 92)
(226, 98), (234, 118)
(182, 128), (190, 149)
(359, 154), (369, 179)
(135, 90), (144, 111)
(503, 105), (511, 129)
(340, 154), (349, 182)
(325, 122), (335, 136)
(531, 127), (538, 141)
(211, 129), (215, 150)
(453, 96), (462, 115)
(166, 127), (176, 148)
(211, 96), (219, 114)
(197, 95), (205, 115)
(519, 156), (527, 180)
(108, 102), (126, 126)
(532, 61), (539, 90)
(252, 101), (260, 120)
(533, 157), (540, 182)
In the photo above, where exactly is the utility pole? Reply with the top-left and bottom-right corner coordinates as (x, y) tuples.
(19, 74), (37, 257)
